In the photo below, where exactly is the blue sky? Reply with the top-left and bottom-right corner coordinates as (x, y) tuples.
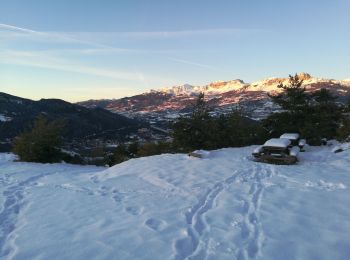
(0, 0), (349, 101)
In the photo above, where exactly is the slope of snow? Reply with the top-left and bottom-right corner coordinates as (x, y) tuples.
(1, 145), (350, 259)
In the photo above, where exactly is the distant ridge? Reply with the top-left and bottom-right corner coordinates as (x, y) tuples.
(78, 73), (350, 119)
(0, 92), (143, 143)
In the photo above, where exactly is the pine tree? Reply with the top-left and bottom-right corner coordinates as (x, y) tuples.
(264, 74), (309, 136)
(268, 74), (309, 114)
(265, 74), (343, 144)
(12, 115), (65, 163)
(172, 93), (216, 150)
(111, 144), (129, 164)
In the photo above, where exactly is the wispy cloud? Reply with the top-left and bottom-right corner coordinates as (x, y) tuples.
(0, 23), (37, 33)
(0, 23), (263, 86)
(0, 23), (176, 83)
(0, 50), (171, 84)
(0, 23), (129, 51)
(0, 23), (266, 42)
(41, 28), (267, 45)
(105, 28), (267, 38)
(0, 23), (267, 56)
(0, 23), (192, 55)
(169, 58), (218, 70)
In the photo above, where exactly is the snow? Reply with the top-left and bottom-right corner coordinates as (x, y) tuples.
(154, 80), (247, 96)
(299, 139), (306, 146)
(263, 138), (291, 148)
(141, 75), (350, 111)
(253, 146), (263, 154)
(332, 142), (350, 153)
(280, 133), (299, 140)
(188, 150), (211, 158)
(0, 114), (12, 122)
(289, 146), (300, 156)
(1, 145), (350, 259)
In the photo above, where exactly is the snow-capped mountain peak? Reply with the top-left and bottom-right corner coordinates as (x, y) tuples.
(148, 73), (350, 99)
(152, 79), (248, 96)
(151, 73), (349, 97)
(79, 73), (350, 121)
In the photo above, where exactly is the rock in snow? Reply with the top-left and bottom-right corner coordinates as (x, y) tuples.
(188, 150), (211, 158)
(0, 145), (350, 259)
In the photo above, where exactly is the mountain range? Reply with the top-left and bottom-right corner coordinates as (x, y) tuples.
(2, 73), (350, 151)
(78, 73), (350, 124)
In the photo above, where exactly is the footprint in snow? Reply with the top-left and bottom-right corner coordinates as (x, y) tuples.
(32, 182), (45, 187)
(97, 186), (109, 196)
(305, 180), (346, 191)
(112, 194), (123, 202)
(90, 176), (99, 184)
(125, 206), (143, 216)
(54, 184), (95, 196)
(145, 218), (166, 231)
(111, 189), (125, 202)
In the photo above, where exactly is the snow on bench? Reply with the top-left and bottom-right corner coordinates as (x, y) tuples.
(280, 133), (300, 140)
(263, 138), (291, 148)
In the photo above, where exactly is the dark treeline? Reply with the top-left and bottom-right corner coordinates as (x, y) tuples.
(172, 93), (267, 151)
(263, 74), (345, 145)
(11, 74), (350, 165)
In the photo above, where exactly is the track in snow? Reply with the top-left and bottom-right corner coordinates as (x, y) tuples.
(0, 172), (56, 258)
(236, 164), (276, 260)
(172, 162), (277, 260)
(173, 172), (237, 260)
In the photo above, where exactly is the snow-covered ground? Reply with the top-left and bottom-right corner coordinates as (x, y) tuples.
(1, 145), (350, 260)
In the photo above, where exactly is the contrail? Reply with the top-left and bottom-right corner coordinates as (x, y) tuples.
(0, 23), (38, 33)
(0, 23), (126, 51)
(170, 58), (218, 70)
